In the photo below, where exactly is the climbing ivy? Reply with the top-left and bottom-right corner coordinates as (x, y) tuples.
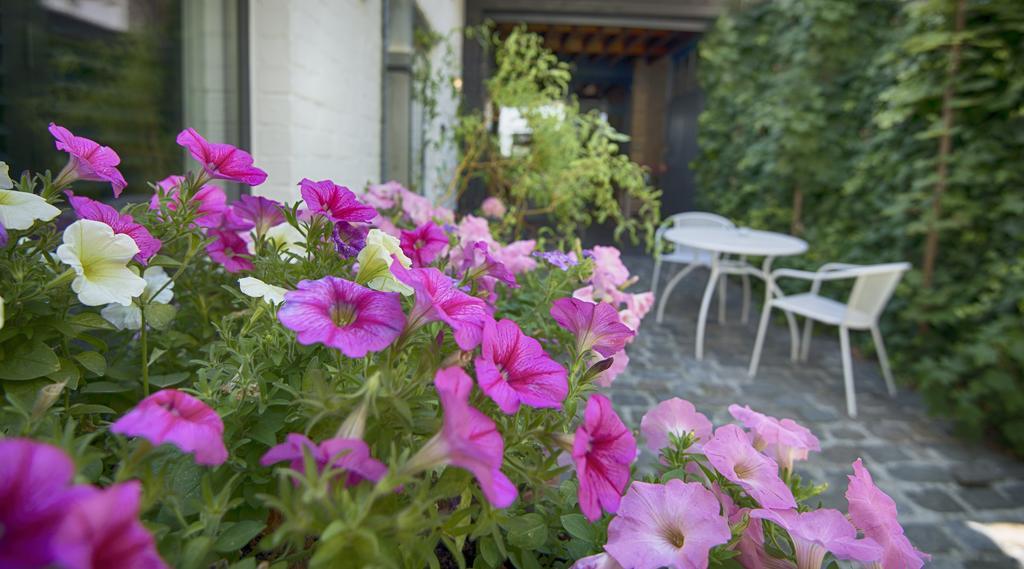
(696, 0), (1024, 452)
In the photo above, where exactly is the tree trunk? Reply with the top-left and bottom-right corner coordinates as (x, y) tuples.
(922, 0), (967, 290)
(791, 185), (804, 236)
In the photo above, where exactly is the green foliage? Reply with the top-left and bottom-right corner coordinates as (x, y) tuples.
(696, 0), (1024, 452)
(451, 26), (662, 249)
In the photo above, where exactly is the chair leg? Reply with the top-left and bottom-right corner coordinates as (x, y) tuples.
(651, 257), (662, 300)
(748, 301), (773, 377)
(839, 326), (857, 418)
(741, 273), (751, 325)
(800, 319), (814, 362)
(717, 273), (727, 323)
(784, 310), (800, 362)
(871, 325), (897, 397)
(656, 264), (697, 324)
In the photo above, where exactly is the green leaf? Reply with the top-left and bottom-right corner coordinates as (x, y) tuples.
(143, 304), (178, 331)
(47, 358), (82, 389)
(81, 381), (134, 394)
(149, 254), (182, 267)
(74, 352), (106, 376)
(504, 513), (547, 550)
(560, 513), (594, 542)
(150, 372), (190, 388)
(68, 312), (114, 333)
(215, 520), (265, 553)
(69, 403), (117, 416)
(0, 340), (61, 380)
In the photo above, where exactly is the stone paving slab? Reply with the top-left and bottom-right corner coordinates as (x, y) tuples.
(611, 256), (1024, 568)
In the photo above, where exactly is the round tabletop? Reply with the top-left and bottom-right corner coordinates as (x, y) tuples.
(664, 226), (808, 257)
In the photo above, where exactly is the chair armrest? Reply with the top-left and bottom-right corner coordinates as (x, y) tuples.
(817, 262), (862, 272)
(772, 267), (861, 295)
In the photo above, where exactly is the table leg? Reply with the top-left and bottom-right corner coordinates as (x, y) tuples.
(695, 254), (721, 361)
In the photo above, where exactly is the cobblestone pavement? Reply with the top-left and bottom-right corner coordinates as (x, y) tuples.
(610, 256), (1024, 568)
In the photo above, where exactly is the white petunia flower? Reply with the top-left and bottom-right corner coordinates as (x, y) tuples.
(0, 189), (61, 230)
(0, 162), (13, 189)
(238, 277), (288, 304)
(264, 222), (306, 262)
(57, 219), (146, 307)
(100, 266), (174, 330)
(355, 228), (413, 295)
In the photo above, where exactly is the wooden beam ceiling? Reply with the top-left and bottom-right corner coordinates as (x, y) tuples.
(495, 23), (694, 64)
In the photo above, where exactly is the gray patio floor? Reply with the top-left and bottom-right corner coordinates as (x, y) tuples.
(610, 256), (1024, 568)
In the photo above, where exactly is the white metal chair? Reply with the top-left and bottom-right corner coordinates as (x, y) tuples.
(653, 212), (752, 325)
(747, 262), (911, 417)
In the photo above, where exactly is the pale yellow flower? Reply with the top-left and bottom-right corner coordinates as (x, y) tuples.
(57, 220), (146, 307)
(355, 229), (413, 295)
(0, 189), (60, 231)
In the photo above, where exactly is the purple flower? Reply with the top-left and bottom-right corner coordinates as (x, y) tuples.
(406, 367), (518, 508)
(846, 459), (930, 569)
(66, 191), (161, 265)
(474, 318), (568, 414)
(751, 508), (882, 568)
(0, 439), (84, 568)
(605, 480), (731, 569)
(460, 241), (517, 288)
(177, 128), (267, 186)
(206, 229), (254, 273)
(573, 394), (636, 521)
(640, 397), (714, 455)
(550, 297), (634, 357)
(49, 123), (128, 196)
(152, 175), (229, 228)
(234, 194), (285, 236)
(728, 404), (821, 472)
(261, 433), (387, 487)
(399, 221), (448, 267)
(300, 178), (378, 223)
(333, 221), (370, 259)
(277, 276), (404, 357)
(111, 389), (229, 466)
(0, 221), (7, 248)
(702, 424), (796, 509)
(53, 481), (168, 569)
(534, 250), (579, 271)
(392, 263), (490, 350)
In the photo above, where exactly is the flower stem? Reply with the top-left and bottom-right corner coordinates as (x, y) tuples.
(140, 308), (150, 396)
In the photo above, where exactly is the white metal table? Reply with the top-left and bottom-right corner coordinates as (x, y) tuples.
(661, 226), (808, 360)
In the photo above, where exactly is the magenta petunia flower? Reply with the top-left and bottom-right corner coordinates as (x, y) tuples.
(0, 439), (85, 568)
(474, 318), (568, 414)
(400, 221), (448, 267)
(300, 178), (378, 223)
(52, 481), (168, 569)
(234, 194), (285, 236)
(49, 123), (128, 196)
(277, 276), (404, 357)
(481, 196), (507, 219)
(751, 508), (882, 568)
(640, 397), (714, 455)
(728, 404), (821, 472)
(66, 191), (161, 265)
(206, 229), (254, 273)
(407, 367), (518, 508)
(605, 480), (731, 569)
(702, 424), (796, 509)
(550, 297), (635, 357)
(392, 263), (490, 350)
(111, 389), (228, 466)
(176, 128), (267, 186)
(460, 241), (517, 288)
(846, 459), (930, 569)
(260, 433), (386, 487)
(152, 175), (229, 228)
(573, 394), (636, 521)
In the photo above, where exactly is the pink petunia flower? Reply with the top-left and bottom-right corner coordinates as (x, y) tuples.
(176, 128), (267, 186)
(363, 181), (402, 209)
(640, 398), (714, 455)
(614, 290), (655, 333)
(571, 553), (623, 569)
(750, 508), (882, 569)
(846, 459), (930, 569)
(702, 424), (796, 509)
(591, 349), (629, 387)
(605, 480), (731, 569)
(481, 196), (507, 219)
(152, 175), (229, 228)
(260, 433), (386, 487)
(111, 389), (228, 466)
(66, 192), (161, 265)
(588, 245), (630, 293)
(493, 240), (538, 274)
(397, 187), (442, 225)
(52, 481), (168, 569)
(400, 221), (448, 267)
(0, 439), (87, 568)
(550, 297), (635, 357)
(728, 404), (821, 472)
(392, 263), (490, 350)
(49, 123), (128, 196)
(406, 367), (517, 508)
(460, 241), (517, 288)
(573, 394), (636, 521)
(234, 194), (285, 236)
(300, 178), (378, 223)
(207, 229), (254, 273)
(474, 318), (568, 414)
(372, 214), (402, 238)
(277, 276), (404, 357)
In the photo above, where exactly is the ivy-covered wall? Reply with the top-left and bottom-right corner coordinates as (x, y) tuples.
(695, 0), (1024, 452)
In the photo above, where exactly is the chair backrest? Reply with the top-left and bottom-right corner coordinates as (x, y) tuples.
(844, 262), (911, 327)
(661, 212), (735, 255)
